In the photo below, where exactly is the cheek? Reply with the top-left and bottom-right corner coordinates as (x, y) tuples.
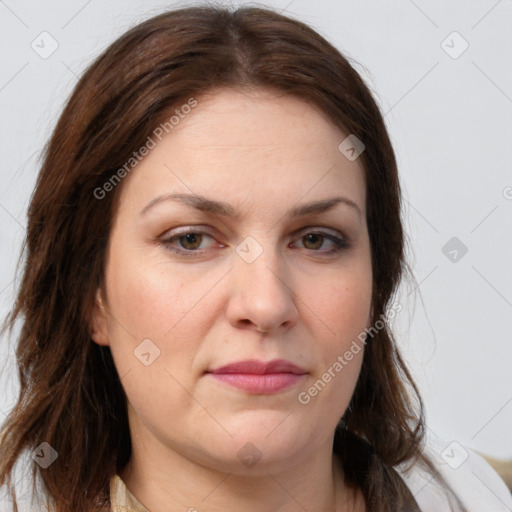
(103, 257), (205, 429)
(313, 268), (372, 349)
(106, 251), (213, 340)
(102, 248), (186, 376)
(103, 248), (230, 397)
(304, 265), (371, 409)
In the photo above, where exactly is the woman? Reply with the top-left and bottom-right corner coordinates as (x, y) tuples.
(0, 5), (510, 512)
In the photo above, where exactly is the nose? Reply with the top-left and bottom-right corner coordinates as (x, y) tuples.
(225, 242), (299, 334)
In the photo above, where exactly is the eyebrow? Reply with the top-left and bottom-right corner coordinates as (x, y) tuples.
(139, 192), (362, 220)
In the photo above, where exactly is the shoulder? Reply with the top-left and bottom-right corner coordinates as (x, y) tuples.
(395, 435), (512, 512)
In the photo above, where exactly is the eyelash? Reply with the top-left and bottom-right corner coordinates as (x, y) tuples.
(160, 227), (350, 257)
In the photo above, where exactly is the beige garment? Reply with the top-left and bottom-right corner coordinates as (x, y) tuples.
(110, 474), (150, 512)
(478, 454), (512, 491)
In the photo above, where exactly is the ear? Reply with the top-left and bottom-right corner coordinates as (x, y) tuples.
(90, 290), (110, 346)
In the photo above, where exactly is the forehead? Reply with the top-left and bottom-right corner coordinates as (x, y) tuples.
(171, 87), (350, 153)
(117, 87), (366, 217)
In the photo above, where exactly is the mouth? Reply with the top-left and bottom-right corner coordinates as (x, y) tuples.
(205, 359), (307, 394)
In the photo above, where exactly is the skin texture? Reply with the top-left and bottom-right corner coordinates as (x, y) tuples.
(90, 87), (371, 511)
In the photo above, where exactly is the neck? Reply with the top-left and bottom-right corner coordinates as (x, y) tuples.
(119, 419), (353, 511)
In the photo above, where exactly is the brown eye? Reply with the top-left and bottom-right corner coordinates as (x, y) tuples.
(160, 228), (348, 258)
(178, 233), (203, 250)
(161, 229), (217, 255)
(302, 233), (324, 250)
(295, 231), (349, 254)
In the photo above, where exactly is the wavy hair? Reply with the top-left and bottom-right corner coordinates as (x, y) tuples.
(0, 4), (467, 511)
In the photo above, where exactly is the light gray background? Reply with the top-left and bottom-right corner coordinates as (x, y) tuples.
(0, 0), (511, 477)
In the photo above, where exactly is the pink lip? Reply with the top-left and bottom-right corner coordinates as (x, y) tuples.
(206, 359), (307, 394)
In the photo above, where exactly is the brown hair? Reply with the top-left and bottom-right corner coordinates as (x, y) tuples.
(0, 4), (467, 511)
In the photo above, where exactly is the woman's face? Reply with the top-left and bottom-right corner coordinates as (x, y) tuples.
(92, 87), (373, 474)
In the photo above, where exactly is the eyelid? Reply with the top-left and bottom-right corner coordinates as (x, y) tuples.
(293, 225), (346, 238)
(160, 225), (217, 243)
(159, 224), (347, 240)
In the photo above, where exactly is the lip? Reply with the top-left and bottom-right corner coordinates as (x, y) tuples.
(206, 359), (307, 394)
(208, 358), (307, 375)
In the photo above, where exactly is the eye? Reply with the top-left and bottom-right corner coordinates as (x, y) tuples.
(161, 228), (218, 255)
(293, 231), (349, 255)
(159, 227), (349, 257)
